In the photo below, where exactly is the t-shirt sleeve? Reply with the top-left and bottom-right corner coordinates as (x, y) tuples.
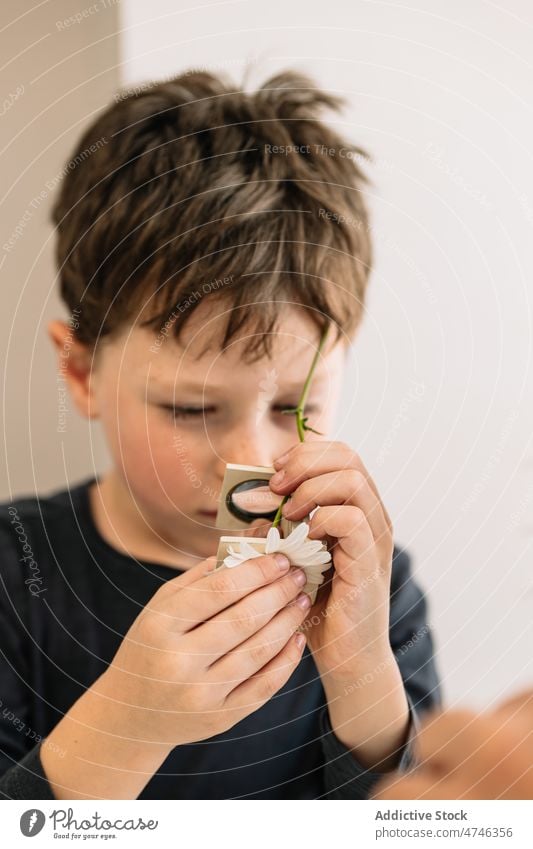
(319, 691), (419, 799)
(388, 546), (442, 716)
(319, 546), (441, 799)
(0, 518), (55, 799)
(0, 743), (55, 800)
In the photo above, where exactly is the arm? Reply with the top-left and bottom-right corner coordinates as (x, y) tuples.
(2, 549), (310, 799)
(38, 672), (173, 800)
(268, 442), (441, 799)
(319, 546), (441, 799)
(319, 691), (419, 799)
(0, 667), (176, 800)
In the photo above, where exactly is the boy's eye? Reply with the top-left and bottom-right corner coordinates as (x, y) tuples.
(162, 405), (215, 420)
(275, 405), (319, 416)
(161, 404), (319, 420)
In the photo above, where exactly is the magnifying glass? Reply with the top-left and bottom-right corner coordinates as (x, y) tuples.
(226, 479), (284, 523)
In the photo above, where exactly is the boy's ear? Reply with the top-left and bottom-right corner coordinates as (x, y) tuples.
(48, 320), (100, 420)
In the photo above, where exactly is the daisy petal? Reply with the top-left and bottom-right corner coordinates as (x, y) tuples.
(265, 527), (281, 553)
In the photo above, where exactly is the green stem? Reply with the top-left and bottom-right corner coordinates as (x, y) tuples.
(271, 322), (331, 529)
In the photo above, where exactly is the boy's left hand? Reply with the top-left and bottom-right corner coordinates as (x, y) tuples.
(270, 440), (395, 681)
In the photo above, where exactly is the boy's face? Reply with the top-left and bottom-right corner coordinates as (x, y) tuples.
(69, 302), (349, 563)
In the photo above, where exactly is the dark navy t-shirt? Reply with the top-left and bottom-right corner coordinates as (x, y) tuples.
(0, 478), (441, 799)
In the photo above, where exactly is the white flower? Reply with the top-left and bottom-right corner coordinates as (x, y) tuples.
(223, 522), (332, 596)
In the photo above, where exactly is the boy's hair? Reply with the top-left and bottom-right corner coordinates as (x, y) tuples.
(51, 68), (373, 362)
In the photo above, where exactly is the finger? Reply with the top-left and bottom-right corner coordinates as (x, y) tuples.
(157, 552), (293, 634)
(223, 630), (307, 714)
(272, 441), (393, 534)
(307, 505), (376, 583)
(184, 566), (309, 662)
(279, 469), (389, 545)
(272, 442), (356, 488)
(154, 555), (219, 592)
(209, 588), (312, 687)
(353, 450), (394, 532)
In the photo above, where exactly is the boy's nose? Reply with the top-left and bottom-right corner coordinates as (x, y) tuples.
(214, 424), (280, 471)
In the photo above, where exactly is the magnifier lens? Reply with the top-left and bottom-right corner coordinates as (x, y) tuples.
(227, 479), (283, 522)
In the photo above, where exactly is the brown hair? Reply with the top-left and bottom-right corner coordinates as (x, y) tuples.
(50, 68), (374, 362)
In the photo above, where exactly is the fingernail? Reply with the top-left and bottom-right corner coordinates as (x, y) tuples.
(290, 568), (307, 586)
(294, 592), (312, 610)
(295, 632), (306, 649)
(275, 452), (290, 466)
(270, 469), (285, 486)
(274, 553), (290, 570)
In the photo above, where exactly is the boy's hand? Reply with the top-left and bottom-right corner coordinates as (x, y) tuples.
(40, 552), (311, 798)
(97, 552), (310, 748)
(270, 440), (395, 681)
(268, 440), (411, 770)
(373, 690), (533, 799)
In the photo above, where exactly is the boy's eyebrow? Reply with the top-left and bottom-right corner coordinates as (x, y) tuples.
(273, 374), (328, 390)
(148, 374), (328, 393)
(147, 379), (219, 394)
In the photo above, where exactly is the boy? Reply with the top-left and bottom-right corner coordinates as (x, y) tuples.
(0, 69), (440, 799)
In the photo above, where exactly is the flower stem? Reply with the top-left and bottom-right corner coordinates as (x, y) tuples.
(271, 322), (331, 529)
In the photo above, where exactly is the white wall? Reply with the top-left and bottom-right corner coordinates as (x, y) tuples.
(119, 0), (533, 708)
(1, 0), (118, 500)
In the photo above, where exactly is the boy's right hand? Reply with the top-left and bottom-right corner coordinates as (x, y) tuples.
(96, 552), (311, 748)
